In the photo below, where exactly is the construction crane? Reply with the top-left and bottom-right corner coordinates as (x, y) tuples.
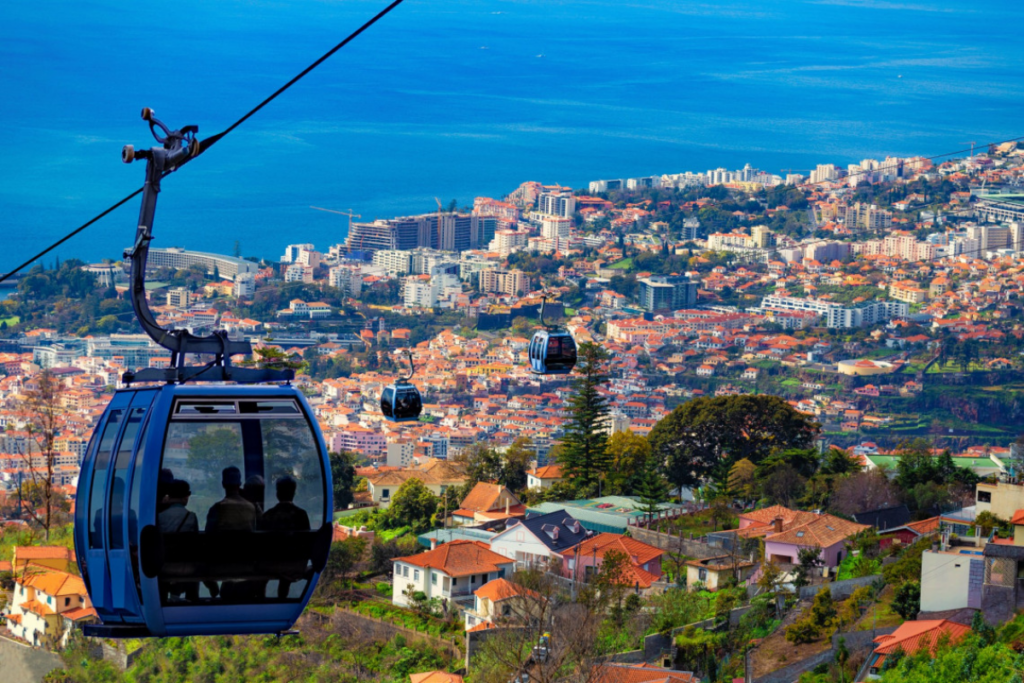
(311, 205), (363, 251)
(962, 141), (977, 158)
(434, 197), (443, 251)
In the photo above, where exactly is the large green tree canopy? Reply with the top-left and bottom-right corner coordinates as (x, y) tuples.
(648, 394), (819, 489)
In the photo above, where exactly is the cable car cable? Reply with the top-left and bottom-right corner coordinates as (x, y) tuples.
(0, 0), (408, 286)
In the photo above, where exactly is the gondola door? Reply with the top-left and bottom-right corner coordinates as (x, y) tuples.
(79, 391), (132, 622)
(106, 391), (156, 618)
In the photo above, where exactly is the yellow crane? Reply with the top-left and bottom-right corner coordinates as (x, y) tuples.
(435, 197), (443, 251)
(311, 205), (363, 250)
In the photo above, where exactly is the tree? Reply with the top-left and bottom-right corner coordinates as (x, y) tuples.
(384, 478), (438, 533)
(558, 343), (612, 490)
(635, 456), (668, 523)
(501, 437), (534, 493)
(21, 371), (69, 540)
(727, 458), (757, 504)
(329, 451), (357, 510)
(892, 580), (920, 621)
(761, 464), (806, 508)
(649, 395), (819, 491)
(831, 469), (901, 517)
(794, 546), (823, 588)
(314, 536), (368, 602)
(604, 430), (652, 495)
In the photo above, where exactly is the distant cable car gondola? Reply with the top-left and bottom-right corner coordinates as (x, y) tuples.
(380, 348), (423, 422)
(74, 112), (332, 637)
(528, 296), (577, 375)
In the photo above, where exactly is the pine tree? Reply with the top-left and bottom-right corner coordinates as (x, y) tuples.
(635, 456), (668, 523)
(558, 342), (611, 492)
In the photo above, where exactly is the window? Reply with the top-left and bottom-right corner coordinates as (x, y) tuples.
(88, 409), (124, 549)
(382, 488), (390, 499)
(698, 568), (708, 581)
(154, 403), (326, 606)
(65, 598), (71, 607)
(403, 566), (409, 577)
(109, 406), (147, 550)
(414, 569), (420, 581)
(431, 573), (437, 585)
(978, 491), (992, 503)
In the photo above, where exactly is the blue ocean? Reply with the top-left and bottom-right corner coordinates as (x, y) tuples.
(1, 0), (1022, 266)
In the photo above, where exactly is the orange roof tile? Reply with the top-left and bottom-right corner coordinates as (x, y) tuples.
(873, 619), (970, 657)
(409, 672), (465, 683)
(473, 577), (540, 603)
(393, 541), (512, 577)
(768, 514), (870, 549)
(571, 533), (663, 566)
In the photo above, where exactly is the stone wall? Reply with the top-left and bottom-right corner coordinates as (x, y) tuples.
(750, 626), (898, 683)
(797, 574), (881, 600)
(628, 526), (724, 560)
(0, 635), (64, 683)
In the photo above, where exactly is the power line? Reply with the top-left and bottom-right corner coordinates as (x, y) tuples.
(0, 0), (407, 285)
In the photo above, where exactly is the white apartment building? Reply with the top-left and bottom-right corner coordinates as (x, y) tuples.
(284, 263), (314, 283)
(537, 191), (576, 218)
(281, 243), (315, 263)
(760, 295), (908, 329)
(328, 265), (363, 297)
(233, 273), (256, 298)
(373, 250), (412, 275)
(489, 229), (529, 256)
(386, 439), (415, 468)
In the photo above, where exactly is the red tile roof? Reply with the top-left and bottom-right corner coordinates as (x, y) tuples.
(872, 619), (970, 657)
(393, 541), (512, 578)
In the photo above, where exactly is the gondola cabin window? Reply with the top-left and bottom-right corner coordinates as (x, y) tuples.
(155, 399), (326, 605)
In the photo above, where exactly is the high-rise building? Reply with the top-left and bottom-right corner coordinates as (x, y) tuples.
(281, 244), (314, 263)
(638, 276), (698, 312)
(751, 225), (773, 249)
(373, 250), (413, 275)
(810, 164), (839, 184)
(537, 190), (576, 218)
(167, 287), (190, 308)
(233, 273), (256, 299)
(479, 269), (531, 296)
(328, 265), (363, 297)
(489, 229), (530, 256)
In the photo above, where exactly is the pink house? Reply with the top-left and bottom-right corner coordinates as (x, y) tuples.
(763, 514), (870, 568)
(562, 533), (663, 589)
(332, 425), (386, 456)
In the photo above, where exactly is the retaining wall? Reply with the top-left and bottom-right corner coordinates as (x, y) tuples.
(797, 575), (881, 600)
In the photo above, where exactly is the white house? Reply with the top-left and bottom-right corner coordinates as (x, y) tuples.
(464, 577), (541, 631)
(391, 540), (514, 609)
(488, 511), (591, 570)
(4, 569), (95, 648)
(526, 464), (564, 491)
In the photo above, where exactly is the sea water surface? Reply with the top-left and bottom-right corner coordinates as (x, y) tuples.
(1, 0), (1023, 265)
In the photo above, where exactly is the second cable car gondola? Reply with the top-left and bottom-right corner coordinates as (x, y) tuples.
(528, 296), (577, 375)
(380, 348), (423, 422)
(74, 111), (332, 637)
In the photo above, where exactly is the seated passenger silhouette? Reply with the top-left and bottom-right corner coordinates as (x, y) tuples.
(206, 466), (257, 532)
(157, 468), (175, 514)
(159, 479), (198, 533)
(260, 476), (311, 599)
(158, 479), (199, 602)
(242, 475), (266, 517)
(205, 467), (257, 601)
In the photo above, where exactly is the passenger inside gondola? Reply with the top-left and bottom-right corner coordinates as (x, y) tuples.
(261, 476), (311, 599)
(158, 479), (199, 602)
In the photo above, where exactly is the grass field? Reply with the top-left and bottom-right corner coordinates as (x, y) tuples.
(608, 258), (633, 270)
(0, 316), (19, 326)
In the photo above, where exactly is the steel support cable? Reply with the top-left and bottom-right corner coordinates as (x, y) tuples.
(0, 0), (407, 284)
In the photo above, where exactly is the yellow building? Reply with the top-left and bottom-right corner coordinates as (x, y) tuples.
(4, 569), (94, 648)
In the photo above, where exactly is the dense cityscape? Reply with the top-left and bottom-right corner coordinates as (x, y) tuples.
(4, 142), (1024, 683)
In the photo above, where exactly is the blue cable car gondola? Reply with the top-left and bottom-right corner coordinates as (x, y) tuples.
(75, 112), (332, 637)
(528, 297), (577, 375)
(381, 348), (423, 422)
